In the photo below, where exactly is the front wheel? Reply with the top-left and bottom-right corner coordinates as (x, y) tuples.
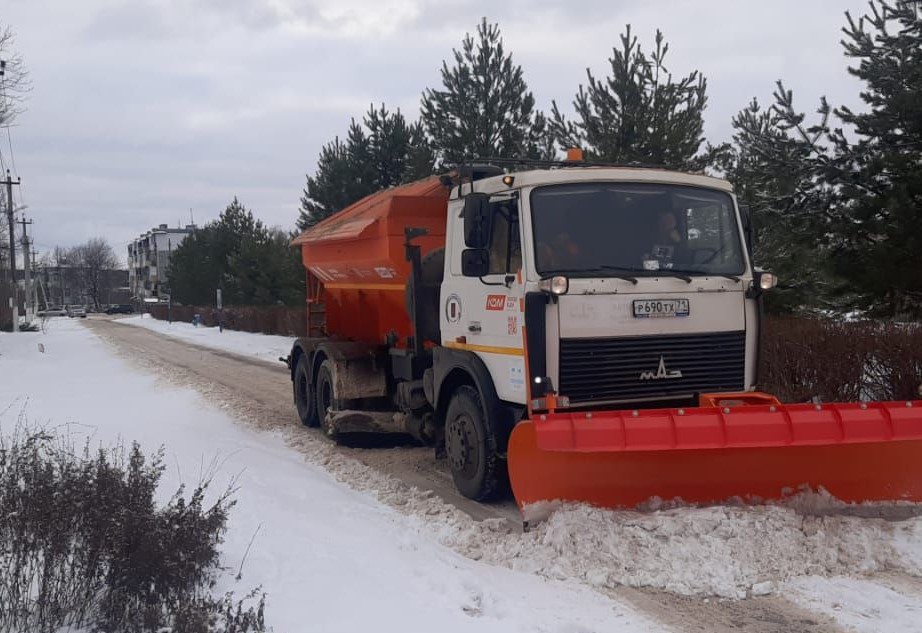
(444, 385), (499, 501)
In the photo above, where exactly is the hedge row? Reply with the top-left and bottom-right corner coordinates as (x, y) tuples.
(760, 317), (922, 403)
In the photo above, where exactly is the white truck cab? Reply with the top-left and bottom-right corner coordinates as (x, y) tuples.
(439, 167), (769, 412)
(288, 164), (778, 503)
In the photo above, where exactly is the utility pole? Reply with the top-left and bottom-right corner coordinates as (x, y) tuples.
(3, 170), (22, 331)
(31, 247), (40, 312)
(167, 238), (172, 324)
(18, 216), (33, 321)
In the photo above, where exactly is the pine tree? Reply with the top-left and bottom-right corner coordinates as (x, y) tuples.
(725, 88), (839, 313)
(827, 1), (922, 317)
(404, 121), (438, 181)
(420, 18), (545, 165)
(170, 198), (303, 306)
(550, 26), (710, 169)
(297, 106), (435, 230)
(298, 138), (353, 229)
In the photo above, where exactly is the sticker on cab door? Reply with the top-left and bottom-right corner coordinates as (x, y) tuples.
(485, 294), (506, 311)
(486, 295), (519, 311)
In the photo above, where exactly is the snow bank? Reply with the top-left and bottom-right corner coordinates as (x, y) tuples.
(115, 314), (292, 365)
(466, 501), (922, 599)
(0, 321), (658, 633)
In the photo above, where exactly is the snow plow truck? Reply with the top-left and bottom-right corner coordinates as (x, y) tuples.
(286, 157), (922, 523)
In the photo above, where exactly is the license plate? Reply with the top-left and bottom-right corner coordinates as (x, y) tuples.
(633, 298), (690, 318)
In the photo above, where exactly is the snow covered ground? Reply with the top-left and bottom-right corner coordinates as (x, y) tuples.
(5, 319), (922, 632)
(0, 319), (658, 633)
(116, 313), (293, 365)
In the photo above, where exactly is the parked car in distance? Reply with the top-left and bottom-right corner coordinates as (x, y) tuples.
(38, 306), (67, 317)
(67, 306), (87, 318)
(105, 304), (135, 315)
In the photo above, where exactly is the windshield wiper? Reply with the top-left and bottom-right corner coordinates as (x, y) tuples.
(542, 267), (639, 285)
(653, 270), (693, 283)
(668, 268), (742, 283)
(600, 265), (694, 284)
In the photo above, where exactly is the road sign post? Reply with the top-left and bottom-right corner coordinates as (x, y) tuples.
(216, 288), (223, 333)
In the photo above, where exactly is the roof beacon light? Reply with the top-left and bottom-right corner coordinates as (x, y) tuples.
(502, 174), (515, 187)
(566, 148), (584, 162)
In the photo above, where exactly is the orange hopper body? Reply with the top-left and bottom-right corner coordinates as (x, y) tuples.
(291, 177), (449, 346)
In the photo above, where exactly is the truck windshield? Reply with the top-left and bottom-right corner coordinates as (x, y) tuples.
(530, 182), (745, 277)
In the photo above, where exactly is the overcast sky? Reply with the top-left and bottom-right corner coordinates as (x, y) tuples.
(3, 0), (870, 264)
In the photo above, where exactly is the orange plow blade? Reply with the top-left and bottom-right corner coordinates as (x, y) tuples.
(508, 400), (922, 521)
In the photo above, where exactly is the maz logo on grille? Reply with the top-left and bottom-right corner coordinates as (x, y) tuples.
(639, 356), (683, 380)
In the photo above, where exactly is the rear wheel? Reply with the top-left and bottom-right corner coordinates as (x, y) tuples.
(294, 355), (318, 427)
(444, 385), (498, 501)
(315, 359), (336, 436)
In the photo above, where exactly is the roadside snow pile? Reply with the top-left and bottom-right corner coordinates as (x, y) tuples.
(288, 426), (922, 601)
(116, 314), (292, 365)
(394, 489), (922, 600)
(462, 501), (922, 599)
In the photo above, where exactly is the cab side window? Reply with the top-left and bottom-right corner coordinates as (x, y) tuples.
(487, 199), (521, 275)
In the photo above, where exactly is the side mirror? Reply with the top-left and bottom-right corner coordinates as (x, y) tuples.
(461, 249), (490, 277)
(463, 193), (492, 248)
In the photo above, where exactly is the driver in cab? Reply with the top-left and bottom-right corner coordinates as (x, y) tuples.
(536, 231), (581, 272)
(644, 210), (688, 270)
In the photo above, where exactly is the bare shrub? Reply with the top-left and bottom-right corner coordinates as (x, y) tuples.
(760, 317), (922, 402)
(0, 413), (268, 633)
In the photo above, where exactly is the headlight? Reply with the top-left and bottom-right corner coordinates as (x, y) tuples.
(759, 272), (778, 290)
(538, 275), (569, 295)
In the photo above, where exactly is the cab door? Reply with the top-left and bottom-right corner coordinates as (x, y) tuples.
(441, 194), (527, 404)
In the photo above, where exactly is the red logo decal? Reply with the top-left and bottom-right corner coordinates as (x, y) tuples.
(485, 295), (506, 311)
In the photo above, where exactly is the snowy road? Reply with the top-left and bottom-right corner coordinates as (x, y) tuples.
(12, 316), (920, 632)
(97, 314), (523, 526)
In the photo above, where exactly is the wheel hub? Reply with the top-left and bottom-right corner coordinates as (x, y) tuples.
(446, 414), (477, 476)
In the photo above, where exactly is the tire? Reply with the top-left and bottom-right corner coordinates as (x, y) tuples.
(294, 354), (318, 427)
(314, 359), (336, 436)
(444, 385), (499, 501)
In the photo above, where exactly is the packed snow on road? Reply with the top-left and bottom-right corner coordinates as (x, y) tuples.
(117, 313), (294, 365)
(3, 318), (922, 632)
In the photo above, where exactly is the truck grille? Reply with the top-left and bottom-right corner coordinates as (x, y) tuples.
(559, 331), (745, 404)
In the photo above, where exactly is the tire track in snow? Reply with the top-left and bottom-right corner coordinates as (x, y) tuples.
(612, 588), (845, 633)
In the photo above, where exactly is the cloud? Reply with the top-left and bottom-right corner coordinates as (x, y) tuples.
(4, 0), (873, 256)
